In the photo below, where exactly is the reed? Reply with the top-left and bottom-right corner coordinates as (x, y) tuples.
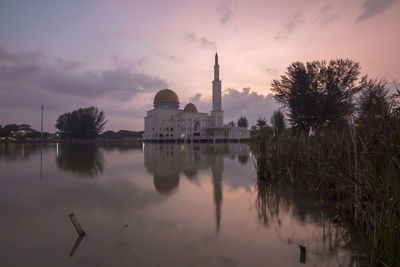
(252, 112), (400, 266)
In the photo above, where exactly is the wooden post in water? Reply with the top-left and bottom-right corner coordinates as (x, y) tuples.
(69, 235), (84, 257)
(69, 213), (86, 236)
(299, 245), (306, 264)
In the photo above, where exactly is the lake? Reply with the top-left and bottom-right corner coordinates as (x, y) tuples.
(0, 142), (361, 266)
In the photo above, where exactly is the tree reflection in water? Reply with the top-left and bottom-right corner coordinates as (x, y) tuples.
(237, 154), (249, 165)
(56, 143), (105, 178)
(255, 178), (364, 266)
(0, 143), (50, 161)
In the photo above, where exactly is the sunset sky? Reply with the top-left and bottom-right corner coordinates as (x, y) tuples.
(0, 0), (399, 131)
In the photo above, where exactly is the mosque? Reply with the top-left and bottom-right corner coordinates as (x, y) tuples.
(144, 53), (250, 141)
(144, 143), (251, 233)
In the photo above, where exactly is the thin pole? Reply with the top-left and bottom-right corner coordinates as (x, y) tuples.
(40, 105), (44, 140)
(40, 149), (43, 183)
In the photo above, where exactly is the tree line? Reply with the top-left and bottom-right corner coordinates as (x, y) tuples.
(270, 59), (393, 133)
(254, 59), (399, 266)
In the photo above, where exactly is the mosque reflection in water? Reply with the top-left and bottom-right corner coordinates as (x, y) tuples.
(143, 143), (361, 265)
(0, 142), (363, 265)
(144, 143), (250, 232)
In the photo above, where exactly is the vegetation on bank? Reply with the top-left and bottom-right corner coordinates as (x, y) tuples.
(253, 59), (400, 266)
(56, 106), (107, 139)
(237, 116), (249, 128)
(228, 116), (249, 129)
(0, 124), (52, 140)
(99, 130), (144, 140)
(1, 107), (144, 142)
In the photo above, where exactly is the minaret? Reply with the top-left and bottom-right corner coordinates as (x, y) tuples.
(211, 53), (224, 126)
(212, 154), (223, 234)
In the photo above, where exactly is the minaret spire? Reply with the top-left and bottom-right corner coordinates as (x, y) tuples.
(211, 53), (223, 126)
(214, 52), (220, 81)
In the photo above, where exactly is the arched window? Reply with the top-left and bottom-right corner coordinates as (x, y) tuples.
(193, 120), (200, 132)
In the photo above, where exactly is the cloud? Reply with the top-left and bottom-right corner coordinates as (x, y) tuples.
(199, 37), (217, 50)
(155, 51), (184, 63)
(183, 31), (197, 42)
(136, 57), (145, 66)
(0, 44), (165, 131)
(222, 88), (281, 125)
(190, 93), (202, 102)
(183, 32), (217, 50)
(0, 172), (163, 217)
(356, 0), (397, 22)
(189, 88), (281, 127)
(167, 55), (184, 62)
(111, 55), (139, 69)
(265, 67), (279, 74)
(217, 2), (236, 25)
(316, 4), (339, 24)
(320, 3), (332, 13)
(0, 44), (165, 101)
(275, 11), (303, 40)
(54, 58), (86, 72)
(40, 179), (163, 215)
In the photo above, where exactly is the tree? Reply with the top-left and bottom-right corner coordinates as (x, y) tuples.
(228, 121), (236, 127)
(270, 110), (286, 135)
(237, 116), (249, 128)
(357, 77), (389, 120)
(0, 124), (19, 137)
(256, 117), (267, 129)
(55, 107), (107, 139)
(271, 59), (361, 132)
(100, 130), (144, 140)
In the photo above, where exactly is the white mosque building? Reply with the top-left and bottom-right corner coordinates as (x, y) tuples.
(144, 53), (250, 142)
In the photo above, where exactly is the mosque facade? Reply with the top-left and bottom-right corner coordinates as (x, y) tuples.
(144, 53), (250, 141)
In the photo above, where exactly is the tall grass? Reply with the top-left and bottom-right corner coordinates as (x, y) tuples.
(252, 113), (400, 266)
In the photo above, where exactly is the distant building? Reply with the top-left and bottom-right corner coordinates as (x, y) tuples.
(144, 53), (250, 141)
(16, 124), (36, 136)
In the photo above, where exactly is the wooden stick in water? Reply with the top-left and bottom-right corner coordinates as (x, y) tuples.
(69, 213), (86, 236)
(69, 235), (84, 257)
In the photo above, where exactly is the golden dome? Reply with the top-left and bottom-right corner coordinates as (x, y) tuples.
(153, 173), (179, 195)
(184, 103), (197, 112)
(154, 88), (179, 103)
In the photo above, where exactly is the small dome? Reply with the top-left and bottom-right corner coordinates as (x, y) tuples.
(184, 103), (197, 112)
(153, 88), (180, 110)
(153, 173), (179, 195)
(184, 169), (198, 179)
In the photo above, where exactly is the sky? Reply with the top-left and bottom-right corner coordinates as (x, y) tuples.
(0, 0), (399, 132)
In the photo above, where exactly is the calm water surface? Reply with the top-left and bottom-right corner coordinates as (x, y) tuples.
(0, 143), (360, 266)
